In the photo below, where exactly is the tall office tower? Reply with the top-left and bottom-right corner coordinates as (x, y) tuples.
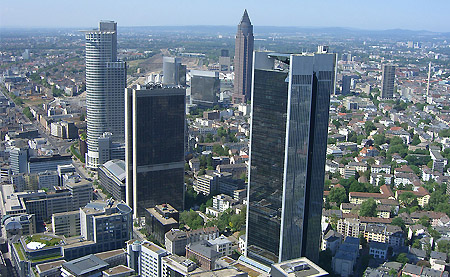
(125, 85), (185, 218)
(219, 49), (231, 73)
(381, 65), (395, 99)
(9, 146), (29, 175)
(189, 70), (220, 108)
(83, 21), (126, 169)
(341, 75), (351, 95)
(162, 57), (186, 86)
(232, 9), (254, 104)
(246, 51), (336, 265)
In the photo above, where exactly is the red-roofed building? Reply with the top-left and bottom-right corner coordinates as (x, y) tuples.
(395, 187), (430, 207)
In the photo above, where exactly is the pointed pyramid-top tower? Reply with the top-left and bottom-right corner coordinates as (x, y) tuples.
(233, 10), (254, 104)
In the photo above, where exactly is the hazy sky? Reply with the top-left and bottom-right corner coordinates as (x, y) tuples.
(1, 0), (449, 32)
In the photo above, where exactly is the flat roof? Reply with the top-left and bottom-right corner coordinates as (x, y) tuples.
(36, 260), (67, 273)
(62, 254), (108, 275)
(271, 257), (328, 277)
(103, 265), (135, 276)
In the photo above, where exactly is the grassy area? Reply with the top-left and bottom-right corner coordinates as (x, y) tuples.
(25, 235), (62, 247)
(30, 254), (63, 263)
(70, 144), (85, 163)
(13, 243), (25, 260)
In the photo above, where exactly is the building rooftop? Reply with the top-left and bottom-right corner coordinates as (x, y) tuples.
(102, 159), (126, 182)
(147, 207), (178, 225)
(142, 241), (166, 254)
(103, 265), (135, 276)
(63, 254), (108, 275)
(36, 260), (67, 273)
(271, 257), (328, 277)
(94, 249), (126, 261)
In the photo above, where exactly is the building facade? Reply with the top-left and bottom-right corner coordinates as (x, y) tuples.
(381, 65), (395, 99)
(83, 21), (126, 168)
(233, 10), (254, 104)
(246, 51), (335, 264)
(125, 85), (185, 217)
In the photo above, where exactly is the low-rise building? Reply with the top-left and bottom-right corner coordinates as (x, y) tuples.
(369, 241), (388, 259)
(145, 204), (179, 245)
(51, 210), (80, 237)
(98, 159), (126, 201)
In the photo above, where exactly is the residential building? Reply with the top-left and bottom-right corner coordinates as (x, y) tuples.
(247, 51), (335, 264)
(332, 237), (359, 277)
(125, 85), (185, 217)
(165, 227), (219, 256)
(186, 241), (222, 270)
(83, 21), (126, 168)
(369, 241), (388, 259)
(233, 10), (254, 104)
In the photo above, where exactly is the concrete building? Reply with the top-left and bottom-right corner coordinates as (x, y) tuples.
(80, 200), (132, 253)
(165, 227), (220, 256)
(98, 159), (126, 201)
(145, 204), (179, 245)
(83, 21), (126, 169)
(162, 254), (198, 276)
(271, 257), (328, 277)
(186, 241), (222, 270)
(64, 179), (93, 209)
(28, 154), (72, 174)
(9, 146), (29, 175)
(37, 170), (59, 190)
(126, 240), (168, 277)
(52, 210), (80, 237)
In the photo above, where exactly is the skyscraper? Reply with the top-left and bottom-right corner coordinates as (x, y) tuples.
(162, 57), (186, 86)
(381, 65), (395, 99)
(341, 75), (351, 95)
(125, 85), (185, 218)
(83, 21), (126, 168)
(189, 70), (220, 108)
(233, 10), (254, 104)
(246, 51), (336, 264)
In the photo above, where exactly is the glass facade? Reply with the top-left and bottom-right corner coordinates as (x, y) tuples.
(246, 53), (335, 264)
(126, 87), (186, 217)
(190, 73), (220, 108)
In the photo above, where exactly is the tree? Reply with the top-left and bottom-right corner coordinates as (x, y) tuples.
(438, 240), (450, 256)
(364, 121), (376, 135)
(418, 216), (431, 228)
(360, 198), (377, 217)
(391, 217), (406, 231)
(327, 187), (347, 206)
(399, 191), (418, 207)
(395, 253), (409, 264)
(332, 119), (341, 129)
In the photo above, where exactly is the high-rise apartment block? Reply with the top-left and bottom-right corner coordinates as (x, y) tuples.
(83, 21), (126, 168)
(233, 10), (254, 104)
(381, 65), (395, 99)
(125, 85), (185, 217)
(246, 51), (336, 264)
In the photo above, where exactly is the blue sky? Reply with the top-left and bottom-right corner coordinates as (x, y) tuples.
(1, 0), (449, 32)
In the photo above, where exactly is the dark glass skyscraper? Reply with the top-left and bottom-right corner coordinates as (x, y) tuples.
(246, 51), (336, 264)
(125, 85), (185, 217)
(381, 65), (395, 99)
(233, 10), (254, 104)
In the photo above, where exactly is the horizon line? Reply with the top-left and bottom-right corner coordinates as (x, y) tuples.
(0, 24), (447, 34)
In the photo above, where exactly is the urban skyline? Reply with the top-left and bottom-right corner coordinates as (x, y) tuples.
(1, 1), (450, 32)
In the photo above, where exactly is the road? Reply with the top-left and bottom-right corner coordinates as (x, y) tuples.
(197, 211), (212, 223)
